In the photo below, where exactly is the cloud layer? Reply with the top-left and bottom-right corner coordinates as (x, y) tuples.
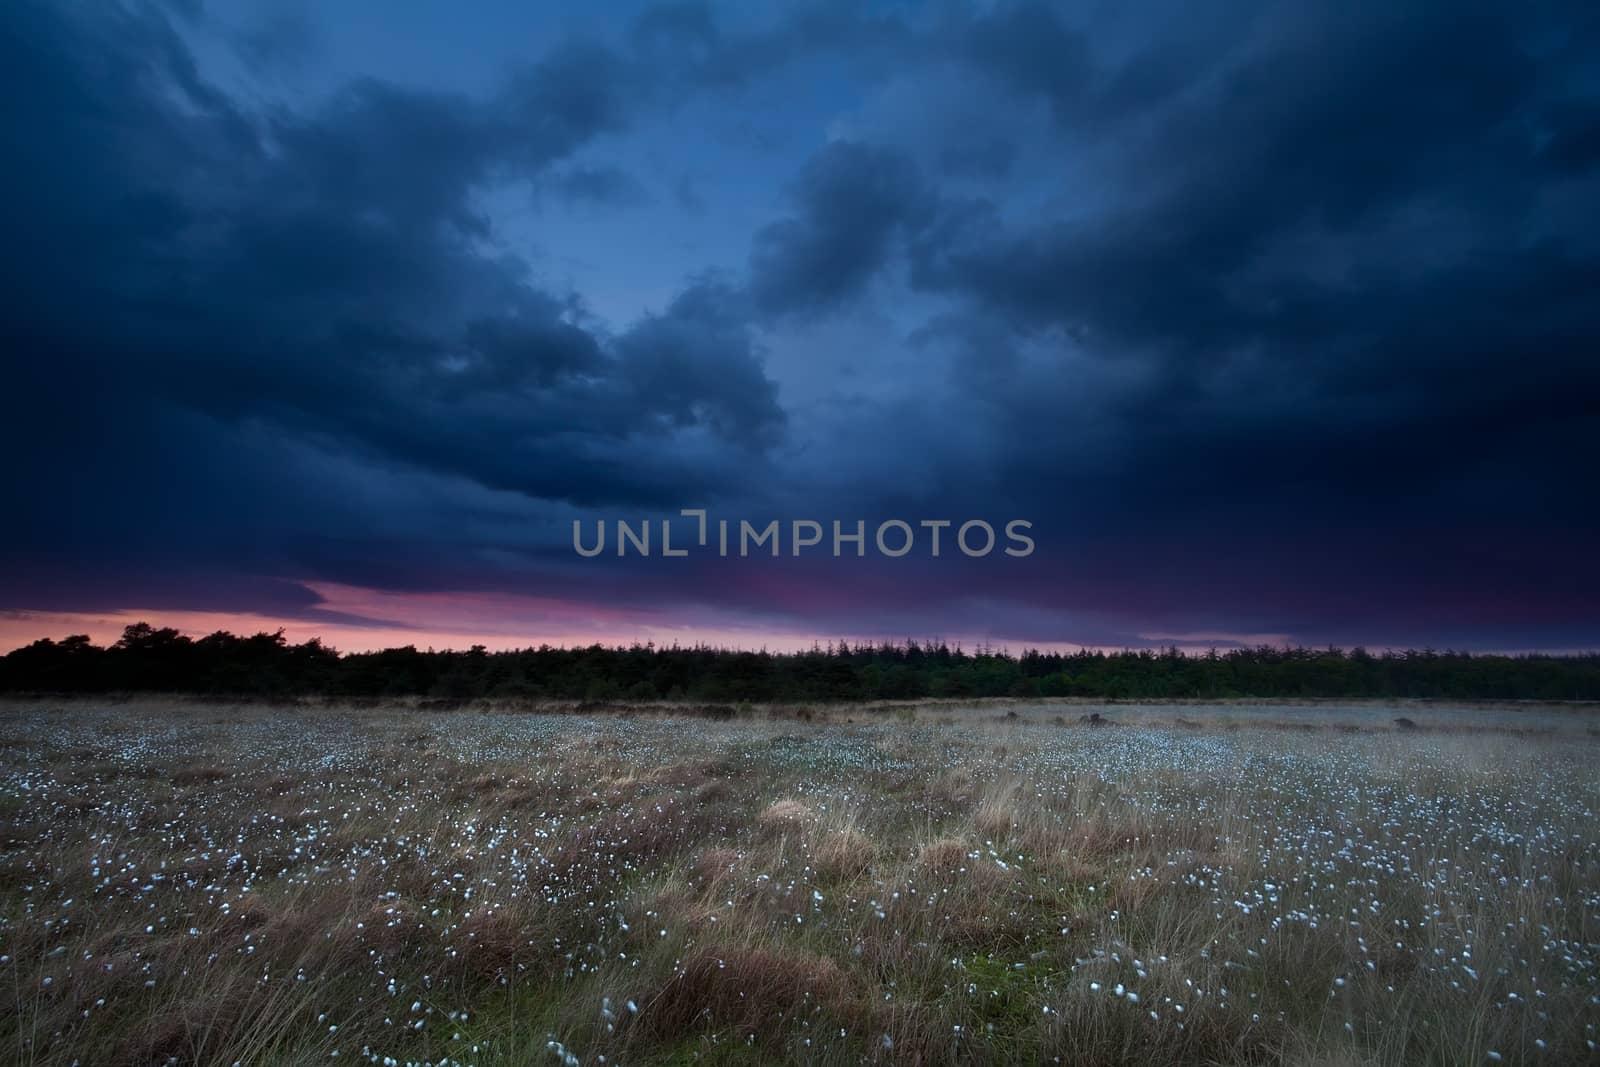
(2, 0), (1597, 651)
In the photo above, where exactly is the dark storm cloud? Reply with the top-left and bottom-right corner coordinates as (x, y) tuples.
(954, 1), (1094, 121)
(897, 3), (1600, 535)
(927, 7), (1558, 341)
(724, 1), (1598, 646)
(616, 283), (785, 446)
(750, 140), (932, 317)
(2, 0), (1597, 650)
(0, 0), (804, 626)
(0, 1), (782, 517)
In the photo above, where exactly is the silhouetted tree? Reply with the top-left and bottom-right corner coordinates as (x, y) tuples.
(2, 623), (1597, 702)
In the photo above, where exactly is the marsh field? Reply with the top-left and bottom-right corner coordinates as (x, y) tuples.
(1, 700), (1596, 1066)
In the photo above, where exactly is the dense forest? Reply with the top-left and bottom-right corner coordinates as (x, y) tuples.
(3, 623), (1599, 702)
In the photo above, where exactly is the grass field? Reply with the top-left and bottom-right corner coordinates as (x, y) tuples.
(1, 698), (1597, 1065)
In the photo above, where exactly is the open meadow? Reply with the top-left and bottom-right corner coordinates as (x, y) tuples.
(1, 699), (1597, 1066)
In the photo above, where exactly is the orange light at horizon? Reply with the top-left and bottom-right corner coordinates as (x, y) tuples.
(0, 583), (1111, 657)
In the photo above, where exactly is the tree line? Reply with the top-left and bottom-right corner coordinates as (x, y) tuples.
(3, 623), (1598, 702)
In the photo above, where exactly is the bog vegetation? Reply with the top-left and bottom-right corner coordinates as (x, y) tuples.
(5, 624), (1600, 701)
(1, 699), (1597, 1065)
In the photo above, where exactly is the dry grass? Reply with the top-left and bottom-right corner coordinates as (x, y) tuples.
(0, 699), (1596, 1065)
(756, 798), (814, 837)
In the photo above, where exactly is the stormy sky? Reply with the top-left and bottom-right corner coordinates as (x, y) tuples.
(2, 0), (1597, 653)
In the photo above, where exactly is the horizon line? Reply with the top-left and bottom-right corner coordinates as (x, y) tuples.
(5, 619), (1599, 661)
